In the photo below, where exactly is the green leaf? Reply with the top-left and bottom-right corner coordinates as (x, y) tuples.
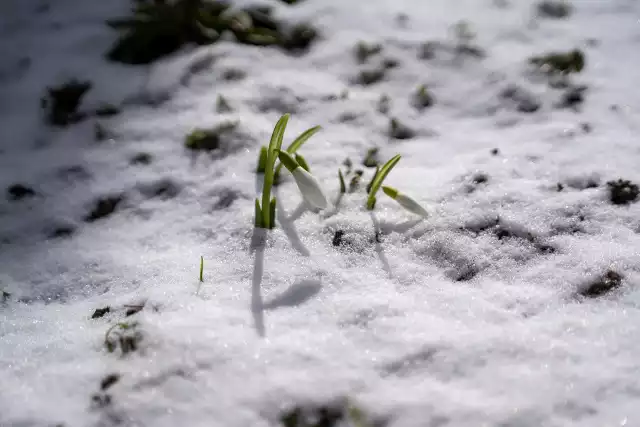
(338, 169), (346, 194)
(367, 155), (401, 210)
(256, 146), (268, 173)
(262, 114), (290, 228)
(254, 198), (263, 228)
(366, 165), (380, 194)
(269, 197), (277, 229)
(268, 114), (290, 158)
(199, 256), (204, 282)
(287, 125), (321, 154)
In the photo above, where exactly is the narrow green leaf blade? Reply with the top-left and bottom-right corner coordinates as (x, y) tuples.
(268, 114), (290, 156)
(338, 169), (346, 194)
(366, 155), (401, 210)
(269, 197), (277, 229)
(286, 125), (321, 154)
(199, 256), (204, 282)
(254, 198), (263, 228)
(366, 165), (380, 194)
(256, 146), (268, 173)
(371, 155), (401, 196)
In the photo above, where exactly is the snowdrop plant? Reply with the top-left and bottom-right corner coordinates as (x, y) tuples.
(254, 114), (323, 228)
(366, 154), (401, 210)
(277, 150), (329, 209)
(382, 186), (429, 217)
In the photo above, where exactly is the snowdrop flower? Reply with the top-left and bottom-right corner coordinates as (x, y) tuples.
(277, 150), (329, 209)
(382, 185), (428, 218)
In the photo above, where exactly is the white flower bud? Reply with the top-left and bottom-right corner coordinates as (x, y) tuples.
(383, 185), (428, 217)
(395, 193), (428, 217)
(292, 167), (329, 209)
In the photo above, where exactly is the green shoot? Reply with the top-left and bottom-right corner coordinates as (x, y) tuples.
(273, 125), (321, 181)
(199, 256), (204, 282)
(366, 166), (380, 194)
(254, 199), (263, 227)
(338, 169), (346, 194)
(366, 155), (401, 210)
(256, 114), (289, 229)
(256, 146), (268, 173)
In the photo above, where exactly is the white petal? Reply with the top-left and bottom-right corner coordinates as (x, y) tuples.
(396, 193), (428, 217)
(292, 167), (329, 209)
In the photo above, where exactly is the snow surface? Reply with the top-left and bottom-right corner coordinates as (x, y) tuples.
(2, 0), (640, 426)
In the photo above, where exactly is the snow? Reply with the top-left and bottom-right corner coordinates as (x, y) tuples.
(2, 0), (640, 426)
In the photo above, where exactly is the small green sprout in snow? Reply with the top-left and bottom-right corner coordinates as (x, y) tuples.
(196, 256), (204, 295)
(277, 150), (329, 209)
(255, 114), (288, 229)
(366, 154), (401, 210)
(382, 185), (429, 217)
(338, 169), (346, 194)
(412, 84), (434, 110)
(256, 146), (268, 173)
(255, 115), (322, 228)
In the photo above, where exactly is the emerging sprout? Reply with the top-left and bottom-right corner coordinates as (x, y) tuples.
(256, 146), (268, 173)
(277, 150), (328, 209)
(412, 84), (434, 110)
(382, 186), (429, 217)
(255, 114), (289, 229)
(338, 169), (346, 194)
(366, 155), (401, 210)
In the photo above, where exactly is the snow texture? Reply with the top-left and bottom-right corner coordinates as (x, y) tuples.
(1, 0), (640, 426)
